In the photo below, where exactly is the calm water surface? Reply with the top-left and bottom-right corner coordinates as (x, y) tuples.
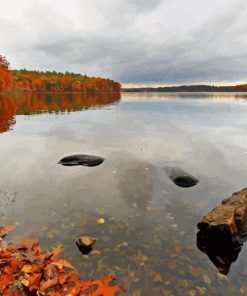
(1, 92), (247, 295)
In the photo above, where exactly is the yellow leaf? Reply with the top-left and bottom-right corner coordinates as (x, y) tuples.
(21, 279), (30, 287)
(22, 264), (32, 273)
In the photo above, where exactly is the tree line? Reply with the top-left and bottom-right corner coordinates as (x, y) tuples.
(122, 84), (247, 92)
(0, 55), (121, 93)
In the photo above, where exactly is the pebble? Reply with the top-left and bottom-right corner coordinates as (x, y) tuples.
(203, 275), (211, 284)
(217, 273), (227, 280)
(97, 218), (105, 224)
(91, 249), (101, 255)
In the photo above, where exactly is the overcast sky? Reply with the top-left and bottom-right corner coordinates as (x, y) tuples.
(1, 0), (247, 86)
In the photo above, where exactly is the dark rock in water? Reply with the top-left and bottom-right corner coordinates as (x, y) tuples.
(58, 154), (104, 167)
(197, 224), (243, 275)
(164, 166), (199, 188)
(76, 236), (97, 254)
(197, 188), (247, 274)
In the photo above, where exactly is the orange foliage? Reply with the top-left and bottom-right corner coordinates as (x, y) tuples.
(0, 55), (12, 91)
(0, 55), (121, 93)
(0, 225), (124, 295)
(12, 70), (121, 93)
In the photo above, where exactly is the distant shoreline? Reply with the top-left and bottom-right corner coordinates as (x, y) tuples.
(122, 84), (247, 92)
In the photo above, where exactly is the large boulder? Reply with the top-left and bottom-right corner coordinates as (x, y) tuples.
(197, 188), (247, 274)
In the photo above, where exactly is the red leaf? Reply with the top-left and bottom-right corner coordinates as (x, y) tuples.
(0, 274), (14, 289)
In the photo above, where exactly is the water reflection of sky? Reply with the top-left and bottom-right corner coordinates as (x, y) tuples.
(1, 92), (247, 295)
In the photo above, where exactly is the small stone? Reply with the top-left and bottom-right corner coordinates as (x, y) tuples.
(195, 286), (206, 295)
(153, 274), (162, 282)
(76, 236), (97, 254)
(188, 289), (197, 296)
(217, 273), (227, 280)
(203, 275), (211, 284)
(97, 218), (105, 224)
(122, 241), (128, 247)
(91, 249), (101, 255)
(240, 287), (246, 294)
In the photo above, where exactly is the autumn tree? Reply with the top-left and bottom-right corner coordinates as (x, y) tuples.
(0, 55), (12, 91)
(11, 70), (121, 93)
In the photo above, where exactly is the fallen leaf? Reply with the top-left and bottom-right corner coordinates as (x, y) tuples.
(0, 225), (16, 238)
(22, 238), (39, 250)
(91, 275), (125, 296)
(0, 274), (14, 289)
(21, 278), (30, 287)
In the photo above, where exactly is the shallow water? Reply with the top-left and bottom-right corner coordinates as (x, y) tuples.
(1, 92), (247, 295)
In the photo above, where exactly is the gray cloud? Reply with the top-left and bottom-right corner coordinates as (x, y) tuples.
(0, 0), (247, 85)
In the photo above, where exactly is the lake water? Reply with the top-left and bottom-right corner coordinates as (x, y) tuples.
(1, 92), (247, 295)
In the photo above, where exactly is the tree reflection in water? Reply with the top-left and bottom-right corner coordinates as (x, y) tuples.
(0, 92), (121, 133)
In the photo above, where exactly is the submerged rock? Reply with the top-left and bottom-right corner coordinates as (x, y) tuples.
(58, 154), (104, 167)
(197, 188), (247, 274)
(164, 166), (199, 188)
(76, 236), (97, 254)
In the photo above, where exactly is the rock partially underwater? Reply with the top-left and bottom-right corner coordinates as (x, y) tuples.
(58, 154), (104, 167)
(197, 188), (247, 274)
(164, 166), (199, 188)
(76, 236), (97, 254)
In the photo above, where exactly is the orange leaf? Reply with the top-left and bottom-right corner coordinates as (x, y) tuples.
(2, 288), (19, 296)
(29, 273), (42, 291)
(0, 225), (16, 238)
(52, 259), (75, 270)
(4, 258), (19, 274)
(52, 244), (62, 258)
(40, 277), (59, 291)
(22, 238), (39, 250)
(91, 275), (125, 296)
(22, 264), (32, 273)
(0, 274), (14, 289)
(44, 264), (59, 280)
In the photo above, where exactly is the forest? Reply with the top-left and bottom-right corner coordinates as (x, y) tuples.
(0, 55), (121, 93)
(122, 84), (247, 92)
